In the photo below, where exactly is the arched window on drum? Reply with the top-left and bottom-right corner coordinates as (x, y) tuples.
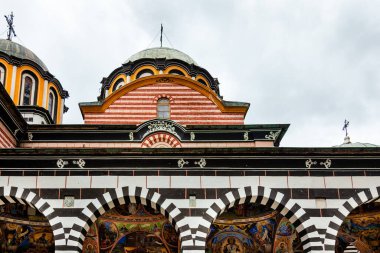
(48, 88), (58, 122)
(136, 69), (154, 79)
(168, 69), (185, 76)
(157, 98), (170, 119)
(0, 64), (5, 86)
(20, 73), (38, 105)
(112, 78), (124, 92)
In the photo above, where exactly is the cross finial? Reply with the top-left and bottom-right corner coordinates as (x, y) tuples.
(342, 119), (349, 137)
(4, 12), (16, 41)
(160, 24), (163, 47)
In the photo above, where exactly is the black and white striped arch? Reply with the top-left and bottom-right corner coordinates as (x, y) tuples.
(190, 186), (323, 253)
(324, 186), (380, 253)
(67, 186), (192, 252)
(0, 186), (66, 252)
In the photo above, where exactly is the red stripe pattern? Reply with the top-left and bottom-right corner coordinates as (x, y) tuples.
(0, 122), (16, 148)
(84, 83), (245, 125)
(141, 132), (182, 148)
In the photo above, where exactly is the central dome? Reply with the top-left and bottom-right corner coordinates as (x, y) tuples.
(0, 39), (48, 71)
(124, 47), (197, 65)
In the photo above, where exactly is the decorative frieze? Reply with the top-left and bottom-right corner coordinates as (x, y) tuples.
(265, 131), (280, 140)
(144, 120), (180, 139)
(194, 158), (207, 168)
(305, 158), (332, 169)
(178, 159), (189, 168)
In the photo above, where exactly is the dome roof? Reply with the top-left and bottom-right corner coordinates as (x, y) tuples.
(333, 136), (379, 148)
(0, 39), (48, 71)
(125, 47), (197, 65)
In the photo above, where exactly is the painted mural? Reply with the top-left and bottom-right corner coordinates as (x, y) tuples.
(82, 203), (179, 253)
(0, 203), (54, 253)
(336, 202), (380, 253)
(206, 203), (303, 253)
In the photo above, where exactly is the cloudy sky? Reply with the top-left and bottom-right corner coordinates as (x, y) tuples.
(2, 1), (380, 147)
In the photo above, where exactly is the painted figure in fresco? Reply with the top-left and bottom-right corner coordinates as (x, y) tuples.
(276, 242), (289, 253)
(252, 222), (273, 253)
(37, 233), (49, 245)
(224, 238), (240, 253)
(85, 244), (96, 253)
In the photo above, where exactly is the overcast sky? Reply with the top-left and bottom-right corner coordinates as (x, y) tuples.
(2, 1), (380, 147)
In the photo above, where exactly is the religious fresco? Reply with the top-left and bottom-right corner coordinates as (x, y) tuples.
(0, 203), (55, 253)
(206, 203), (303, 253)
(82, 203), (179, 253)
(336, 202), (380, 253)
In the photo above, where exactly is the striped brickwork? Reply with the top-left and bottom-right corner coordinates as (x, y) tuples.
(0, 174), (379, 252)
(194, 186), (323, 252)
(0, 186), (66, 252)
(141, 132), (182, 148)
(20, 140), (261, 148)
(66, 186), (191, 252)
(0, 122), (16, 148)
(323, 186), (380, 252)
(83, 83), (245, 125)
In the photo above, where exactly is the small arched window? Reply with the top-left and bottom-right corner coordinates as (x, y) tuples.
(112, 79), (124, 92)
(136, 69), (154, 79)
(0, 64), (5, 86)
(48, 88), (58, 122)
(157, 98), (170, 119)
(20, 73), (37, 105)
(168, 69), (185, 76)
(198, 79), (207, 86)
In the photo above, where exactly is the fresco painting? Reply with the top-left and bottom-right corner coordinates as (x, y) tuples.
(0, 203), (54, 253)
(206, 203), (303, 253)
(336, 202), (380, 253)
(82, 203), (179, 253)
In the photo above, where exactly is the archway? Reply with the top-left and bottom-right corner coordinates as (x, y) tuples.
(67, 186), (191, 252)
(141, 132), (182, 148)
(326, 187), (380, 253)
(324, 186), (380, 253)
(195, 186), (323, 253)
(0, 186), (65, 252)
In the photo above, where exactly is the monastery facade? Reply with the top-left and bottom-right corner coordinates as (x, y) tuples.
(0, 35), (379, 253)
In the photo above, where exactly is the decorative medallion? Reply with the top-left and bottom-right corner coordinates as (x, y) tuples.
(244, 131), (249, 141)
(27, 132), (33, 141)
(64, 196), (75, 207)
(144, 120), (180, 139)
(190, 132), (195, 141)
(178, 159), (189, 168)
(305, 159), (317, 169)
(129, 132), (134, 141)
(265, 131), (280, 140)
(320, 159), (332, 168)
(57, 159), (69, 168)
(156, 77), (173, 83)
(195, 158), (207, 168)
(73, 159), (86, 168)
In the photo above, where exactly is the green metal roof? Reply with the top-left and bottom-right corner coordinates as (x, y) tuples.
(125, 47), (197, 65)
(0, 39), (48, 71)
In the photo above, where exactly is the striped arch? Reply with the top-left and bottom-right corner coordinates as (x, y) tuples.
(67, 186), (192, 252)
(153, 94), (174, 103)
(0, 186), (65, 251)
(141, 132), (182, 148)
(192, 186), (323, 253)
(324, 186), (380, 253)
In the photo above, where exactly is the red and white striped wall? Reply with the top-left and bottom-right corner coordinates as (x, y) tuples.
(84, 83), (245, 125)
(0, 122), (16, 148)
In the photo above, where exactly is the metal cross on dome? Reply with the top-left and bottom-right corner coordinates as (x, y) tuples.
(4, 12), (16, 41)
(342, 119), (349, 137)
(160, 23), (163, 47)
